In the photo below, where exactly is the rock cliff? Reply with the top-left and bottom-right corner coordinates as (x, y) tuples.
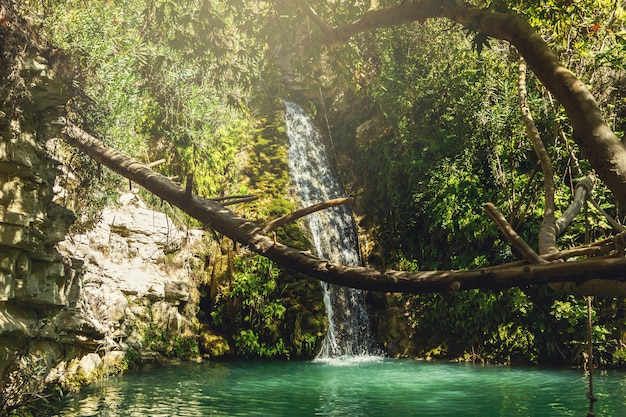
(55, 191), (202, 382)
(0, 3), (202, 410)
(0, 1), (80, 407)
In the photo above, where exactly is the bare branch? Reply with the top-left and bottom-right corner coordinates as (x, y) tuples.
(147, 158), (166, 168)
(588, 196), (626, 233)
(518, 58), (557, 255)
(262, 197), (354, 233)
(555, 174), (595, 235)
(488, 235), (621, 270)
(292, 0), (335, 40)
(210, 195), (259, 206)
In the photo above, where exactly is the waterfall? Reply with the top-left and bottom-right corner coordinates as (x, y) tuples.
(284, 101), (378, 358)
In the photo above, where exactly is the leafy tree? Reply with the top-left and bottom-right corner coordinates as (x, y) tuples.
(21, 0), (263, 228)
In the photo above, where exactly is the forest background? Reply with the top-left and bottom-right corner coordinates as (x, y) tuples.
(14, 0), (626, 366)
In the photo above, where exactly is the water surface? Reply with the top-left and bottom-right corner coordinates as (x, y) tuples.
(56, 358), (626, 417)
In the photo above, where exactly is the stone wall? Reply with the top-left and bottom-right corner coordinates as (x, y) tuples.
(55, 191), (202, 382)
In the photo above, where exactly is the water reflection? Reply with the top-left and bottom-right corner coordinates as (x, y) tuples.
(55, 360), (626, 417)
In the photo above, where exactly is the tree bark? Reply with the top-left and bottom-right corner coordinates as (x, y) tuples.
(61, 122), (626, 295)
(297, 0), (626, 207)
(555, 175), (595, 236)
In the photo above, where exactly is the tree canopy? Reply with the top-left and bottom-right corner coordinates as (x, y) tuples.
(17, 0), (623, 293)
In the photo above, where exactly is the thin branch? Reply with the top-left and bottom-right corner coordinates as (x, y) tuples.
(262, 197), (354, 233)
(185, 173), (193, 200)
(209, 195), (258, 202)
(210, 195), (259, 206)
(518, 57), (557, 255)
(487, 235), (620, 270)
(293, 0), (335, 40)
(509, 162), (539, 226)
(485, 202), (547, 264)
(147, 158), (166, 168)
(588, 196), (626, 233)
(218, 196), (259, 206)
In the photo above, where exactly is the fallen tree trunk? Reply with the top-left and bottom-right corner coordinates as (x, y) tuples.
(61, 122), (626, 294)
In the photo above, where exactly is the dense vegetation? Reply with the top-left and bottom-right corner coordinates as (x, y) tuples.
(321, 1), (626, 365)
(15, 0), (626, 366)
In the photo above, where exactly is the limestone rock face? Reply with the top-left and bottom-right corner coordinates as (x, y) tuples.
(0, 2), (82, 403)
(0, 4), (202, 406)
(57, 191), (202, 356)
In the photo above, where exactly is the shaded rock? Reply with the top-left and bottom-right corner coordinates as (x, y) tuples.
(102, 350), (126, 370)
(164, 280), (189, 303)
(151, 301), (184, 334)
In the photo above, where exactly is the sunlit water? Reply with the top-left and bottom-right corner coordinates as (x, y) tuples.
(55, 359), (626, 416)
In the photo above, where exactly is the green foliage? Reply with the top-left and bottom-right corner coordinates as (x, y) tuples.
(402, 288), (624, 365)
(16, 0), (626, 367)
(211, 254), (290, 358)
(323, 6), (626, 364)
(345, 21), (521, 269)
(235, 329), (289, 358)
(142, 326), (199, 359)
(510, 0), (626, 62)
(210, 247), (325, 359)
(194, 109), (323, 360)
(549, 295), (624, 366)
(405, 289), (539, 364)
(20, 0), (262, 229)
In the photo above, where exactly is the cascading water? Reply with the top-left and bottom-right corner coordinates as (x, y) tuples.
(284, 101), (378, 358)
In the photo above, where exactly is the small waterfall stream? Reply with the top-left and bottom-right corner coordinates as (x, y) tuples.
(284, 101), (378, 358)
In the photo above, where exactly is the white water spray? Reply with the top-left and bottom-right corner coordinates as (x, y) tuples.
(284, 101), (379, 359)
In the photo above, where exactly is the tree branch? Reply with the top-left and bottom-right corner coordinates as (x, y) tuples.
(555, 174), (595, 235)
(518, 58), (557, 255)
(210, 195), (259, 206)
(487, 235), (620, 270)
(262, 197), (354, 233)
(485, 202), (547, 264)
(292, 0), (335, 41)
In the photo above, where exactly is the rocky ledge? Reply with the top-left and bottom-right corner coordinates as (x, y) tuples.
(56, 190), (203, 364)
